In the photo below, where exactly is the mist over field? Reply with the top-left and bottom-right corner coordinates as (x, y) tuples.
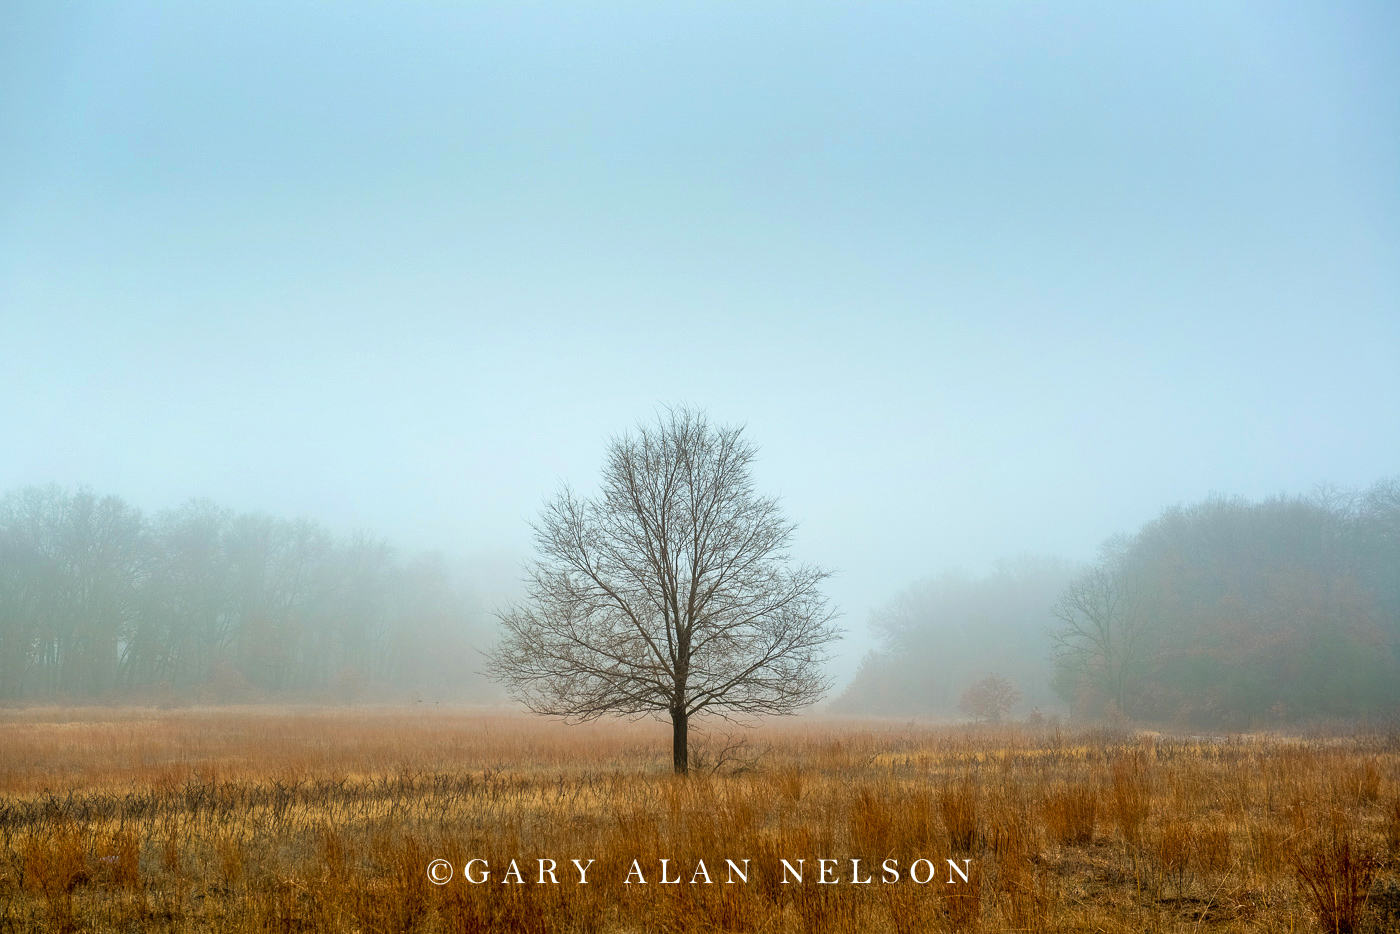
(2, 3), (1398, 725)
(7, 8), (1400, 933)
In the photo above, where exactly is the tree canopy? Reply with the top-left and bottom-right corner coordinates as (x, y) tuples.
(489, 406), (840, 773)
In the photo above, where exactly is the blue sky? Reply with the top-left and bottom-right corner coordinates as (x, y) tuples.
(2, 2), (1397, 684)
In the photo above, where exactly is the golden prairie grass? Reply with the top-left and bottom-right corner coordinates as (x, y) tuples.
(0, 708), (1398, 932)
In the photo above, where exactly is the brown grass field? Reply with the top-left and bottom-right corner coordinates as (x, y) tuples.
(2, 707), (1399, 933)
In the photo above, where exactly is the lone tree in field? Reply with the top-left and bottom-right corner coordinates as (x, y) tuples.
(958, 674), (1021, 723)
(489, 407), (840, 774)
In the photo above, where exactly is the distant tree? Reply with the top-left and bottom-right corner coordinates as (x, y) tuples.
(1049, 542), (1152, 717)
(133, 499), (236, 688)
(488, 406), (841, 774)
(0, 486), (145, 697)
(1355, 477), (1400, 643)
(958, 674), (1021, 723)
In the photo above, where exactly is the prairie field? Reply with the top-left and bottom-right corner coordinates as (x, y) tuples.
(1, 708), (1399, 933)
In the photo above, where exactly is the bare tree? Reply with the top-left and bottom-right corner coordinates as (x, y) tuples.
(1049, 546), (1152, 716)
(489, 406), (841, 773)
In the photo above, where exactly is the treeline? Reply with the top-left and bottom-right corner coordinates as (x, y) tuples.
(0, 486), (496, 703)
(837, 477), (1400, 728)
(1053, 478), (1400, 727)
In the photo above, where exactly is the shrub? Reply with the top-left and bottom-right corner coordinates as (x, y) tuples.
(959, 675), (1022, 723)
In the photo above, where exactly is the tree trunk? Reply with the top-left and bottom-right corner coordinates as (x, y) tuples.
(671, 707), (689, 775)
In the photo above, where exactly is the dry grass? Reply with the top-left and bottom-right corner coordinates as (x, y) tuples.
(1, 707), (1399, 932)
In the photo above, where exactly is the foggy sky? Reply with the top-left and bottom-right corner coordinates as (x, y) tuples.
(3, 2), (1398, 686)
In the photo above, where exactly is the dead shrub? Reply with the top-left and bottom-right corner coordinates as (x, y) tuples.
(20, 828), (87, 934)
(1292, 824), (1380, 934)
(22, 827), (88, 895)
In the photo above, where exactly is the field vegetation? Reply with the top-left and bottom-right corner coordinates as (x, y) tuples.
(2, 707), (1400, 933)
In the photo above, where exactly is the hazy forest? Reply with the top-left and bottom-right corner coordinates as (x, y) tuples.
(833, 478), (1400, 727)
(2, 477), (1398, 729)
(0, 486), (497, 705)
